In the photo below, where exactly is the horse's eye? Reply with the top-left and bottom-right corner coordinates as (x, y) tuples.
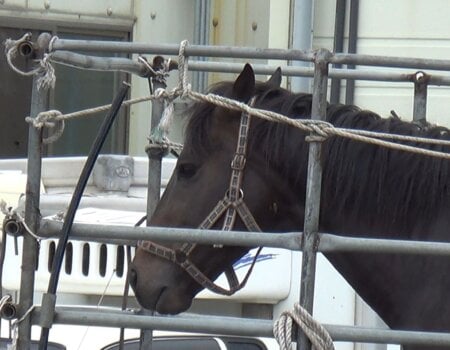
(177, 163), (197, 179)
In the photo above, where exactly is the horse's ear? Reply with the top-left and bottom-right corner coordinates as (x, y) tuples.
(232, 63), (255, 103)
(266, 67), (282, 88)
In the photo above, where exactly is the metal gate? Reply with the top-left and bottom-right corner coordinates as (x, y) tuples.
(3, 33), (450, 350)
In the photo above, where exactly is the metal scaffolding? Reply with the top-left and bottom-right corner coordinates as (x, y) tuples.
(5, 33), (450, 350)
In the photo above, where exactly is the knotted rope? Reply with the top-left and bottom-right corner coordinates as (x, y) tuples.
(9, 35), (449, 159)
(24, 110), (64, 144)
(4, 33), (56, 90)
(147, 40), (191, 155)
(185, 90), (450, 160)
(274, 303), (335, 350)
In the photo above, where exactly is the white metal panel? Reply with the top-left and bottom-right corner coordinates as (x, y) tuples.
(1, 0), (26, 6)
(27, 0), (134, 17)
(268, 0), (290, 50)
(312, 0), (450, 128)
(357, 0), (450, 39)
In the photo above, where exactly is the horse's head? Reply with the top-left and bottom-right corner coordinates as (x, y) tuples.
(130, 65), (307, 314)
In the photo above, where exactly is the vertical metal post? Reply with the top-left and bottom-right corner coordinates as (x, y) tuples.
(193, 0), (210, 92)
(17, 32), (51, 350)
(413, 71), (428, 124)
(330, 0), (346, 104)
(18, 78), (44, 350)
(290, 0), (314, 92)
(142, 77), (166, 350)
(17, 79), (43, 347)
(298, 49), (330, 350)
(345, 0), (359, 105)
(146, 77), (166, 219)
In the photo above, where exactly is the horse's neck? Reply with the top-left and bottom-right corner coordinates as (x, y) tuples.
(320, 198), (449, 241)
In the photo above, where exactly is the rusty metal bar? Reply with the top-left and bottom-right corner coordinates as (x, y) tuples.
(298, 49), (331, 350)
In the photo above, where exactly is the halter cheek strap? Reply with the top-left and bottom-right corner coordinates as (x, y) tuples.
(138, 97), (263, 295)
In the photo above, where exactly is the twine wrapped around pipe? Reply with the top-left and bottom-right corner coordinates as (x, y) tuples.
(274, 303), (334, 350)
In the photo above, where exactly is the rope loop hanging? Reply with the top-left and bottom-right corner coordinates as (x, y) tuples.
(25, 110), (64, 144)
(4, 33), (56, 90)
(274, 303), (335, 350)
(177, 39), (191, 98)
(6, 36), (449, 159)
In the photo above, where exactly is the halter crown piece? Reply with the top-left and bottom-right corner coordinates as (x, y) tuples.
(138, 97), (263, 295)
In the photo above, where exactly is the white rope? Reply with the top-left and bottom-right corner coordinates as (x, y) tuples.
(47, 35), (59, 53)
(0, 199), (10, 217)
(148, 91), (176, 148)
(186, 90), (450, 160)
(4, 33), (56, 90)
(8, 305), (35, 350)
(177, 40), (191, 97)
(147, 41), (190, 150)
(0, 295), (12, 312)
(339, 127), (450, 146)
(274, 303), (334, 350)
(12, 35), (448, 158)
(4, 33), (39, 77)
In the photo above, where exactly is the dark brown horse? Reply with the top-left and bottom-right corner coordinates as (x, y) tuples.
(130, 64), (450, 350)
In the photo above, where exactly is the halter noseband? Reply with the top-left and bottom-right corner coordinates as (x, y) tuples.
(138, 97), (262, 295)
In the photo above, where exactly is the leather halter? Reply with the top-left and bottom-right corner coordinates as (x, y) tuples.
(138, 97), (262, 295)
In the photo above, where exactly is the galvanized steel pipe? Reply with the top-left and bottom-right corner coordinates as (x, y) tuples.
(29, 307), (450, 347)
(50, 38), (450, 71)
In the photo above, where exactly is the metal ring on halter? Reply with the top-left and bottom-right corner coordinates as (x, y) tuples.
(225, 188), (244, 200)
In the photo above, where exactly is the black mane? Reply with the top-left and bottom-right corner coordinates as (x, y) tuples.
(185, 81), (450, 237)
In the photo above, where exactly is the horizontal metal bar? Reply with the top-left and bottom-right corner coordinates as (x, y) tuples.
(50, 51), (148, 77)
(318, 233), (450, 256)
(50, 39), (450, 71)
(30, 306), (450, 347)
(192, 61), (450, 85)
(51, 40), (315, 61)
(332, 52), (450, 72)
(49, 52), (450, 86)
(39, 220), (450, 257)
(328, 324), (450, 347)
(38, 219), (303, 250)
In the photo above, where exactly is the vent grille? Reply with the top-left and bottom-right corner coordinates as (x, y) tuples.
(36, 240), (135, 295)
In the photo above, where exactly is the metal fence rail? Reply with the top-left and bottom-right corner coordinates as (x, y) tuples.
(51, 51), (450, 85)
(38, 220), (450, 257)
(51, 39), (450, 71)
(6, 32), (450, 350)
(29, 307), (450, 348)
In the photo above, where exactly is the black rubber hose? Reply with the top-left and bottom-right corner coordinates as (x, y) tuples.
(39, 83), (130, 350)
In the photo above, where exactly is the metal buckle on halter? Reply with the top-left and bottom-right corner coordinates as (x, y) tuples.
(231, 154), (246, 170)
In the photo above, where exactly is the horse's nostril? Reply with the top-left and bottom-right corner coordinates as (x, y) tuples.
(129, 267), (138, 288)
